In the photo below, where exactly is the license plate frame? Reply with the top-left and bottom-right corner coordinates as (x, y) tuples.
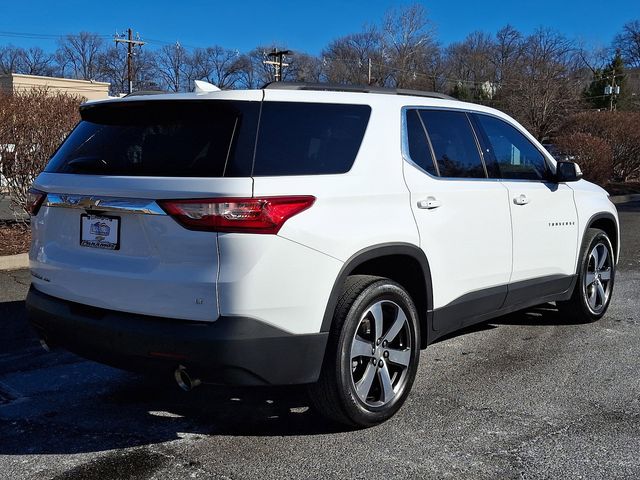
(80, 214), (121, 251)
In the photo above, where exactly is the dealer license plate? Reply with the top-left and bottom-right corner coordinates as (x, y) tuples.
(80, 214), (120, 250)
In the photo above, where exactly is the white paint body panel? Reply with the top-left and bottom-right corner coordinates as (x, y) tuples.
(254, 96), (419, 262)
(30, 88), (618, 337)
(569, 180), (620, 262)
(503, 181), (578, 282)
(403, 163), (513, 309)
(217, 234), (342, 334)
(30, 173), (253, 321)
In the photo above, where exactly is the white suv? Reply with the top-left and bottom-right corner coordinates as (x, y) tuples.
(26, 83), (619, 427)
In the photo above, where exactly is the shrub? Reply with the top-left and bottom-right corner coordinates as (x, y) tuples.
(554, 132), (613, 186)
(0, 88), (81, 219)
(559, 111), (640, 182)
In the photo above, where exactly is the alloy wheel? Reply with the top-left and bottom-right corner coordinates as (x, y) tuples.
(349, 300), (412, 408)
(583, 242), (613, 314)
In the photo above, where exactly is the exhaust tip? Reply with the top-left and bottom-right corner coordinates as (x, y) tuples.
(174, 365), (201, 392)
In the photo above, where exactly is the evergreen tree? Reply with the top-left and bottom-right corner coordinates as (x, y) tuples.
(584, 51), (627, 110)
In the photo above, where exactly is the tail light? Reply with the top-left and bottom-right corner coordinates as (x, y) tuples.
(26, 188), (46, 216)
(158, 196), (315, 234)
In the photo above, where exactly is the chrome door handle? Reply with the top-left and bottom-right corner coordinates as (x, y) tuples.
(417, 196), (441, 209)
(513, 194), (530, 206)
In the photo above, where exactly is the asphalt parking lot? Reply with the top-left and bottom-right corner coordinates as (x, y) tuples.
(1, 201), (639, 480)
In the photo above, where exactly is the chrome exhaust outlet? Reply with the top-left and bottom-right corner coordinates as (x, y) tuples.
(174, 365), (201, 391)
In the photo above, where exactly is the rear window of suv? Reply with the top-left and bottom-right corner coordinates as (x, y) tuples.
(45, 100), (371, 177)
(46, 100), (260, 177)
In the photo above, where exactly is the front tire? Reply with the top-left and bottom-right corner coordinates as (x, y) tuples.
(557, 228), (615, 322)
(309, 275), (420, 427)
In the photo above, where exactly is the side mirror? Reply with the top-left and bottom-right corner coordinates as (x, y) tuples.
(555, 161), (583, 183)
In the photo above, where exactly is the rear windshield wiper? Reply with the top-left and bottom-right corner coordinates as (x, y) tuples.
(66, 156), (109, 173)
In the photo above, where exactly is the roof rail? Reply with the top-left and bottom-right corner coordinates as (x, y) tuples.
(263, 82), (454, 100)
(123, 90), (168, 98)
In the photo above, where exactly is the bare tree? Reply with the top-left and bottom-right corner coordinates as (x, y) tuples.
(500, 29), (581, 140)
(321, 5), (441, 89)
(56, 32), (105, 80)
(20, 47), (54, 76)
(0, 45), (25, 74)
(189, 46), (244, 89)
(445, 31), (496, 99)
(288, 53), (323, 83)
(614, 20), (640, 68)
(381, 4), (439, 89)
(492, 25), (524, 87)
(322, 28), (386, 86)
(155, 43), (190, 92)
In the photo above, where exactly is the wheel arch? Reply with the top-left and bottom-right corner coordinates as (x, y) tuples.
(321, 243), (434, 348)
(586, 212), (619, 263)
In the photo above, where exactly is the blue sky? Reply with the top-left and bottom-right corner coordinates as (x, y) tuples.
(1, 0), (638, 54)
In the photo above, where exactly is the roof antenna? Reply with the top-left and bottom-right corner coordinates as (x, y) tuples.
(194, 80), (221, 93)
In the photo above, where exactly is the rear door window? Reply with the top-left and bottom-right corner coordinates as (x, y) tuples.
(418, 110), (486, 178)
(252, 102), (371, 176)
(45, 100), (260, 177)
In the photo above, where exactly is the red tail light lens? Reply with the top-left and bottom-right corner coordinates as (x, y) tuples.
(26, 188), (46, 216)
(158, 196), (315, 234)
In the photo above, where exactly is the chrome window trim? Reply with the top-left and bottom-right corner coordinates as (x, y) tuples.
(400, 105), (554, 182)
(44, 194), (166, 215)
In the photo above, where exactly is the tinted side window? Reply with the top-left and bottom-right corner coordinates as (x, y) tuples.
(473, 114), (548, 181)
(46, 101), (259, 177)
(252, 102), (371, 176)
(405, 109), (437, 175)
(418, 110), (486, 178)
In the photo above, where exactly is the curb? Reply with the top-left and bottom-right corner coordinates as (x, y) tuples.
(0, 253), (29, 271)
(609, 194), (640, 205)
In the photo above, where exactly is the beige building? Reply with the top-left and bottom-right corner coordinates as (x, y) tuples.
(0, 73), (110, 101)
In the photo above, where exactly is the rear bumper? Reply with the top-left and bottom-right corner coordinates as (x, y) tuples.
(26, 287), (328, 386)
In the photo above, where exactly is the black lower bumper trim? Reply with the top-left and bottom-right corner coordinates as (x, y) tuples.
(26, 287), (328, 386)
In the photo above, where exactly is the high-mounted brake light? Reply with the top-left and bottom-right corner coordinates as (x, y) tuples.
(26, 188), (46, 216)
(158, 196), (316, 234)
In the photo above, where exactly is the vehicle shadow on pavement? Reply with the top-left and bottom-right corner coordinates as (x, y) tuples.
(0, 300), (34, 352)
(0, 358), (348, 456)
(0, 300), (588, 457)
(493, 303), (585, 326)
(432, 302), (589, 344)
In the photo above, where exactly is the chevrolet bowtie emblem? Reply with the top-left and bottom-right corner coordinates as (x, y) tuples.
(77, 197), (102, 210)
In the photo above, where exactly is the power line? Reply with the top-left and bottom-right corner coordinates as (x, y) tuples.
(0, 31), (111, 40)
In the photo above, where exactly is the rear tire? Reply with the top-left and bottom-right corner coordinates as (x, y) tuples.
(557, 228), (615, 322)
(308, 275), (420, 427)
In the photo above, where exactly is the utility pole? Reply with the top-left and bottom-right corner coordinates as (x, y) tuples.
(264, 48), (292, 82)
(368, 58), (372, 85)
(604, 67), (621, 111)
(115, 28), (145, 94)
